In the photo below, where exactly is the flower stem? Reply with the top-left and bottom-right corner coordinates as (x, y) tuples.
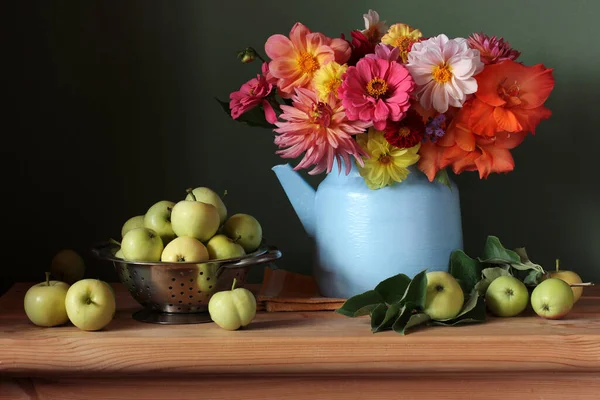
(186, 188), (197, 201)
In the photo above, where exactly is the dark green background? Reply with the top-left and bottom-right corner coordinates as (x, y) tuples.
(3, 0), (598, 296)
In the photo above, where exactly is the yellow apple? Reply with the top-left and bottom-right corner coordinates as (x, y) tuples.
(185, 187), (228, 224)
(50, 249), (85, 284)
(550, 259), (583, 303)
(208, 279), (256, 330)
(65, 279), (116, 331)
(222, 214), (262, 253)
(161, 236), (209, 263)
(121, 215), (145, 238)
(423, 271), (464, 320)
(24, 273), (70, 327)
(206, 234), (246, 260)
(531, 278), (574, 319)
(121, 227), (164, 262)
(171, 191), (220, 242)
(144, 201), (176, 245)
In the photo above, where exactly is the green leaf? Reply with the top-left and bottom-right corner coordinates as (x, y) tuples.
(405, 312), (431, 331)
(514, 247), (531, 263)
(474, 266), (512, 295)
(435, 169), (452, 190)
(370, 303), (388, 330)
(523, 269), (545, 285)
(374, 273), (411, 304)
(478, 236), (521, 264)
(450, 250), (483, 294)
(215, 97), (275, 129)
(432, 291), (486, 326)
(372, 303), (401, 333)
(335, 290), (385, 317)
(399, 270), (428, 309)
(392, 304), (417, 335)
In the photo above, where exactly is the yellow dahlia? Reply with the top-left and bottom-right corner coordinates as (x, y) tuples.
(312, 62), (348, 101)
(381, 23), (422, 63)
(357, 128), (420, 190)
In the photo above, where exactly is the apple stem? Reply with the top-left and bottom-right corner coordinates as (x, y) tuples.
(232, 278), (237, 291)
(223, 190), (228, 198)
(569, 282), (595, 287)
(556, 259), (560, 272)
(186, 188), (197, 201)
(45, 272), (51, 286)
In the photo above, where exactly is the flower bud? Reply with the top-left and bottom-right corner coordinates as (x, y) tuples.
(237, 47), (257, 63)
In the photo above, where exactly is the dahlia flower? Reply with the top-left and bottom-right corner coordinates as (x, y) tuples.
(365, 43), (400, 62)
(339, 57), (415, 130)
(468, 60), (554, 136)
(381, 23), (422, 63)
(312, 61), (348, 101)
(357, 128), (420, 189)
(265, 23), (351, 97)
(274, 88), (370, 175)
(229, 62), (277, 124)
(384, 109), (425, 149)
(362, 9), (387, 43)
(406, 34), (484, 113)
(467, 33), (520, 65)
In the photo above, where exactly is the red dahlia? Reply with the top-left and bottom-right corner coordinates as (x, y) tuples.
(384, 109), (425, 149)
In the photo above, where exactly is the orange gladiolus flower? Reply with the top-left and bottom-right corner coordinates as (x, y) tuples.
(469, 60), (554, 136)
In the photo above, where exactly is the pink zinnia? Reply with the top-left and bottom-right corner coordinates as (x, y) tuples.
(274, 88), (370, 175)
(338, 57), (415, 130)
(467, 32), (520, 65)
(229, 62), (277, 124)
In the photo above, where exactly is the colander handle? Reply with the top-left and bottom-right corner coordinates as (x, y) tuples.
(219, 246), (282, 269)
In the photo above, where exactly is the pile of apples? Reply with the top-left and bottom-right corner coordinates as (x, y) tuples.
(485, 260), (584, 319)
(117, 187), (262, 263)
(24, 250), (117, 331)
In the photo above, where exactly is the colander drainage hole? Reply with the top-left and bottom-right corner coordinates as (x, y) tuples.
(146, 285), (150, 290)
(169, 304), (173, 307)
(177, 307), (181, 311)
(180, 283), (184, 287)
(189, 287), (193, 291)
(197, 290), (202, 294)
(180, 291), (184, 295)
(168, 286), (172, 289)
(171, 294), (175, 298)
(206, 277), (210, 281)
(171, 278), (176, 282)
(128, 275), (132, 279)
(199, 272), (204, 275)
(209, 285), (213, 289)
(188, 302), (192, 306)
(197, 299), (202, 303)
(189, 295), (193, 299)
(178, 300), (183, 304)
(141, 277), (144, 281)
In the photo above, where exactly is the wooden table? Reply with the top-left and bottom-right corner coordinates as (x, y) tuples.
(1, 283), (600, 399)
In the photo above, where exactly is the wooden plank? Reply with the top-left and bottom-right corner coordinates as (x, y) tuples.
(1, 283), (600, 378)
(2, 373), (600, 400)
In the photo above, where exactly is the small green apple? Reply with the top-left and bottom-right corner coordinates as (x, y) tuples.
(121, 227), (163, 262)
(50, 249), (85, 284)
(65, 279), (116, 331)
(185, 187), (227, 224)
(208, 279), (256, 330)
(115, 249), (124, 259)
(531, 278), (574, 319)
(24, 273), (70, 327)
(423, 271), (464, 320)
(121, 215), (145, 238)
(206, 234), (246, 260)
(222, 214), (262, 253)
(550, 259), (583, 303)
(171, 190), (220, 242)
(144, 201), (176, 245)
(161, 236), (209, 263)
(485, 276), (529, 317)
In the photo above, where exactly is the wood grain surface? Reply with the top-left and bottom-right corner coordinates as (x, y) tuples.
(2, 283), (600, 380)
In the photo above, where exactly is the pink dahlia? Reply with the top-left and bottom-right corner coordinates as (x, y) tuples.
(274, 88), (370, 175)
(265, 23), (351, 97)
(467, 32), (520, 65)
(365, 43), (400, 62)
(229, 62), (277, 124)
(338, 57), (415, 130)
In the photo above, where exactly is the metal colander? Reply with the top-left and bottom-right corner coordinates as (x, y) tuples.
(92, 241), (281, 324)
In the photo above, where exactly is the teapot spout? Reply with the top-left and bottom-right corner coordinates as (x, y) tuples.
(272, 164), (316, 237)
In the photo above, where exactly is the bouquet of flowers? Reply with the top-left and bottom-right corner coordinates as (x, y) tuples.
(223, 10), (555, 190)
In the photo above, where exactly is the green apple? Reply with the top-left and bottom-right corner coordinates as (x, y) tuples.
(531, 278), (574, 319)
(50, 249), (85, 284)
(121, 227), (163, 262)
(121, 215), (145, 238)
(24, 273), (70, 327)
(222, 214), (262, 253)
(161, 236), (209, 262)
(115, 249), (124, 259)
(186, 187), (227, 224)
(423, 271), (464, 320)
(144, 201), (176, 245)
(65, 279), (116, 331)
(208, 279), (256, 330)
(550, 259), (583, 303)
(485, 276), (529, 317)
(206, 234), (246, 260)
(171, 191), (220, 242)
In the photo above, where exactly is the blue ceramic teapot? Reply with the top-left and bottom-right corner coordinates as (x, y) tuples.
(272, 161), (463, 298)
